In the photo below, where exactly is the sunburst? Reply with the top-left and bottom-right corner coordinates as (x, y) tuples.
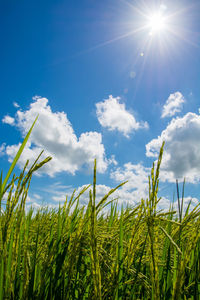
(147, 11), (167, 35)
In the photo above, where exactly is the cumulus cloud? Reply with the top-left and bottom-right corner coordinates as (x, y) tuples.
(146, 112), (200, 183)
(61, 182), (147, 211)
(161, 92), (185, 118)
(155, 196), (199, 213)
(96, 95), (148, 137)
(46, 162), (151, 209)
(2, 115), (15, 125)
(25, 180), (199, 215)
(110, 162), (150, 201)
(77, 163), (150, 209)
(60, 182), (199, 215)
(1, 96), (113, 176)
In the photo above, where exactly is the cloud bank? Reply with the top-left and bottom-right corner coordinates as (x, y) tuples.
(146, 112), (200, 183)
(1, 96), (112, 176)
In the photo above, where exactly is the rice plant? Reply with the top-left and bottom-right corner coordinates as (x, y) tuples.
(0, 121), (200, 299)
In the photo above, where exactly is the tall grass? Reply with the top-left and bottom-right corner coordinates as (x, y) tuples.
(0, 122), (200, 299)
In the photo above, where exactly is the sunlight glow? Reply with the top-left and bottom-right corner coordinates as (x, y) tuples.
(148, 11), (166, 34)
(80, 2), (197, 63)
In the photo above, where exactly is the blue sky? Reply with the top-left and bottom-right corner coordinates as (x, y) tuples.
(1, 0), (200, 211)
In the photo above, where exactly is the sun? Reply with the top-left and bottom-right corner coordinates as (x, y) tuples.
(147, 11), (166, 34)
(84, 2), (195, 58)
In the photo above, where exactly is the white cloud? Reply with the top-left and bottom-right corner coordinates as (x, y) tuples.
(68, 183), (144, 212)
(25, 181), (199, 216)
(32, 193), (42, 200)
(161, 92), (185, 118)
(1, 96), (112, 176)
(65, 163), (150, 210)
(110, 162), (150, 201)
(157, 196), (199, 213)
(146, 112), (200, 183)
(25, 200), (41, 212)
(96, 95), (148, 137)
(2, 115), (15, 125)
(70, 182), (199, 215)
(76, 184), (112, 206)
(13, 102), (20, 108)
(50, 183), (74, 202)
(0, 143), (5, 156)
(47, 161), (151, 208)
(181, 196), (199, 212)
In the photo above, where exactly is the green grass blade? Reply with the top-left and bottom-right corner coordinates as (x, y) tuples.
(116, 205), (124, 300)
(96, 181), (127, 213)
(28, 223), (40, 299)
(1, 115), (38, 198)
(0, 257), (4, 300)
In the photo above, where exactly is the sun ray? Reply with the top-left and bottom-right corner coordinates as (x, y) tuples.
(167, 27), (200, 49)
(132, 38), (154, 98)
(50, 1), (200, 69)
(82, 26), (147, 53)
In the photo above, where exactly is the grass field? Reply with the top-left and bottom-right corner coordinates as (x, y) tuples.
(0, 120), (200, 299)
